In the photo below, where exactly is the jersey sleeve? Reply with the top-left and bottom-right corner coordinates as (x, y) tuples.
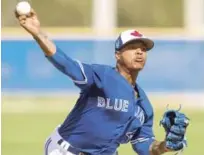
(46, 47), (94, 89)
(131, 118), (155, 155)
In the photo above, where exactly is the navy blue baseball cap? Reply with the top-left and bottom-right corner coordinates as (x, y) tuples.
(115, 29), (154, 51)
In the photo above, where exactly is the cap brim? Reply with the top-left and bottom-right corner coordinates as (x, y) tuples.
(119, 38), (154, 51)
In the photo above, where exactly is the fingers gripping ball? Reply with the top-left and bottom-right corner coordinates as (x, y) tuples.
(16, 1), (31, 15)
(160, 108), (189, 151)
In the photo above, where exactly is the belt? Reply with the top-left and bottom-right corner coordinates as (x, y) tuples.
(57, 139), (89, 155)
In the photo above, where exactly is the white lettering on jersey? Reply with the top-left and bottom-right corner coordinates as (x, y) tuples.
(97, 96), (105, 107)
(122, 100), (129, 112)
(135, 106), (145, 125)
(106, 98), (113, 109)
(97, 96), (129, 112)
(125, 107), (145, 143)
(114, 99), (123, 111)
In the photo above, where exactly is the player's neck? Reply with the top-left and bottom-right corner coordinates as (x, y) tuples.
(116, 64), (139, 87)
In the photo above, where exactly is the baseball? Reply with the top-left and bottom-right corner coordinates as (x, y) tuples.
(16, 1), (31, 15)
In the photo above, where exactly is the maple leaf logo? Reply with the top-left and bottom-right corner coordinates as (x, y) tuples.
(130, 31), (143, 37)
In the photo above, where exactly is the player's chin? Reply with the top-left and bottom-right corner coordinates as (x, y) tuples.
(132, 63), (145, 71)
(134, 66), (144, 71)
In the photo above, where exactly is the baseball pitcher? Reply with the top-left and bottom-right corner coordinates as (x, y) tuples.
(15, 7), (189, 155)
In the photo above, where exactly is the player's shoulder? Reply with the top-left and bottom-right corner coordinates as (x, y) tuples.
(86, 64), (114, 88)
(137, 84), (147, 97)
(90, 64), (114, 73)
(136, 84), (152, 106)
(137, 84), (154, 119)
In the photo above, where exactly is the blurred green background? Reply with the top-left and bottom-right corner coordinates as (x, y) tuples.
(2, 96), (204, 155)
(2, 0), (183, 27)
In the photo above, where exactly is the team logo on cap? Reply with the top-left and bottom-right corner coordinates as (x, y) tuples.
(130, 31), (143, 37)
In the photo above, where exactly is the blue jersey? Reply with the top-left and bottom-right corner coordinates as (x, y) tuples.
(46, 47), (155, 155)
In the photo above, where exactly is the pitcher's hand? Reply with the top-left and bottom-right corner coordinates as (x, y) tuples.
(15, 8), (41, 36)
